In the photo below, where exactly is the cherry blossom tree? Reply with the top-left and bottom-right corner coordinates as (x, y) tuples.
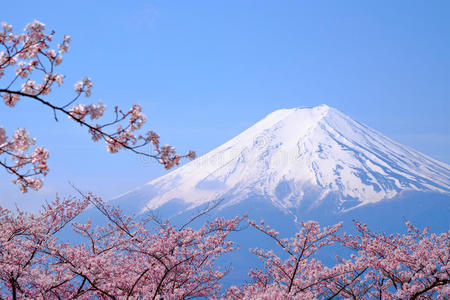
(0, 194), (243, 299)
(333, 221), (450, 299)
(224, 220), (350, 299)
(225, 220), (449, 299)
(0, 20), (195, 192)
(0, 196), (90, 299)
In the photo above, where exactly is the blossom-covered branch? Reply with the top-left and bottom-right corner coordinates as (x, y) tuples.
(0, 127), (49, 192)
(0, 20), (195, 192)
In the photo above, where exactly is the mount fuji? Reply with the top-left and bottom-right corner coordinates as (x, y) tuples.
(112, 104), (449, 284)
(115, 105), (449, 226)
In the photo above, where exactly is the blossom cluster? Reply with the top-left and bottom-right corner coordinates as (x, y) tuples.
(0, 20), (68, 101)
(1, 20), (195, 192)
(69, 99), (105, 121)
(0, 126), (49, 192)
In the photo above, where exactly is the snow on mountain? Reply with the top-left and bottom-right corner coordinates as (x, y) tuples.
(116, 105), (450, 215)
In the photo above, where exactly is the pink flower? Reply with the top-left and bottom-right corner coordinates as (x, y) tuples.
(69, 104), (89, 121)
(55, 56), (63, 65)
(88, 101), (105, 120)
(53, 74), (64, 86)
(74, 81), (83, 93)
(58, 43), (69, 54)
(1, 22), (12, 32)
(106, 137), (122, 153)
(3, 93), (20, 107)
(46, 49), (57, 61)
(24, 20), (45, 31)
(10, 128), (35, 152)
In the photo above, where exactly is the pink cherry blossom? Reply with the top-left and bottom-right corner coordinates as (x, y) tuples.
(2, 93), (20, 106)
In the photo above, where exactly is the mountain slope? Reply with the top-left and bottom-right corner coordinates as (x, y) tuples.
(115, 105), (450, 215)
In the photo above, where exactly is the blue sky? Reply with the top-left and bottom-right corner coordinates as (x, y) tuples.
(1, 1), (449, 210)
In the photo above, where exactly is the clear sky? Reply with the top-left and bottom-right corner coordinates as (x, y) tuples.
(1, 0), (449, 210)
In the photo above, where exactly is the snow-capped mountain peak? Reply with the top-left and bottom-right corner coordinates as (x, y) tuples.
(117, 105), (450, 214)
